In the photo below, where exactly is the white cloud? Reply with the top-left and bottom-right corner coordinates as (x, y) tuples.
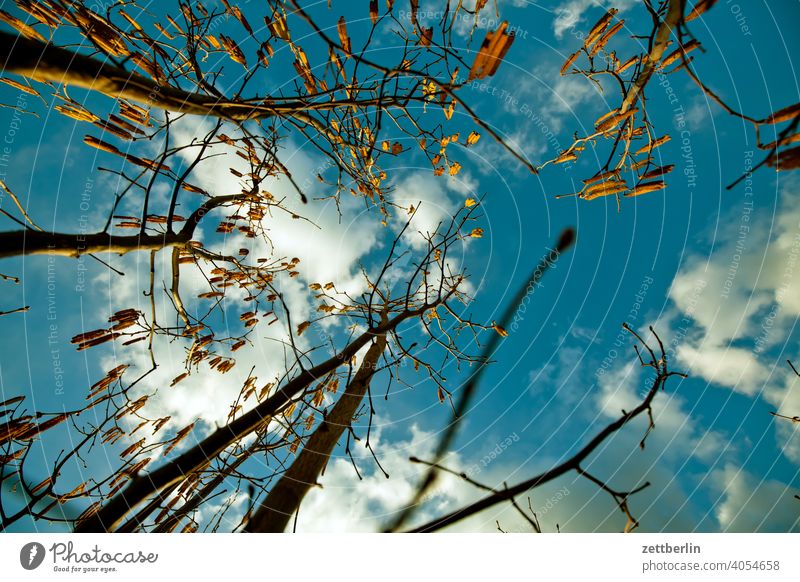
(445, 0), (529, 38)
(596, 359), (728, 464)
(391, 172), (457, 249)
(547, 76), (600, 121)
(166, 119), (383, 297)
(709, 464), (800, 532)
(80, 117), (399, 441)
(513, 353), (732, 533)
(476, 63), (605, 166)
(675, 345), (769, 395)
(289, 347), (789, 533)
(552, 0), (636, 39)
(443, 169), (479, 198)
(77, 114), (486, 483)
(296, 420), (605, 533)
(685, 98), (710, 132)
(94, 248), (295, 436)
(296, 422), (478, 532)
(652, 178), (800, 459)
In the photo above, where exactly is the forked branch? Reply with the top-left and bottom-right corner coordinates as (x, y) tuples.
(405, 325), (685, 533)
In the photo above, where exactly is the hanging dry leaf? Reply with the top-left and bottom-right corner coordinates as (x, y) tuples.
(584, 8), (618, 48)
(634, 135), (671, 156)
(170, 373), (189, 387)
(583, 169), (621, 185)
(661, 40), (700, 69)
(686, 0), (718, 22)
(337, 16), (352, 54)
(268, 12), (291, 41)
(616, 55), (639, 74)
(419, 27), (433, 47)
(588, 20), (624, 57)
(596, 109), (637, 132)
(767, 146), (800, 171)
(625, 180), (667, 197)
(410, 0), (419, 25)
(0, 9), (45, 41)
(467, 22), (515, 81)
(219, 34), (247, 67)
(759, 132), (800, 150)
(370, 0), (379, 24)
(763, 102), (800, 125)
(582, 179), (628, 200)
(163, 423), (195, 456)
(554, 152), (578, 164)
(641, 164), (674, 180)
(493, 324), (509, 337)
(0, 77), (39, 96)
(560, 50), (580, 76)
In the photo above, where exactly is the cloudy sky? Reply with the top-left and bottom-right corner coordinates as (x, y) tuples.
(0, 0), (799, 533)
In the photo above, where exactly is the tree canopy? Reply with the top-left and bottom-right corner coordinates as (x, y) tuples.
(0, 0), (798, 534)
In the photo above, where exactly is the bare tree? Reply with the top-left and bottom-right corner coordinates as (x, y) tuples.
(547, 0), (799, 205)
(771, 361), (800, 426)
(0, 0), (796, 534)
(0, 0), (523, 532)
(401, 325), (685, 533)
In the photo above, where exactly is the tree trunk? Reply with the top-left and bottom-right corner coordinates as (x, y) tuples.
(73, 303), (433, 532)
(0, 31), (332, 135)
(245, 332), (388, 532)
(620, 0), (684, 112)
(0, 31), (227, 118)
(0, 230), (184, 259)
(0, 193), (246, 260)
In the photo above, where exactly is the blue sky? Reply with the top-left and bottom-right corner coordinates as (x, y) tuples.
(0, 0), (799, 533)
